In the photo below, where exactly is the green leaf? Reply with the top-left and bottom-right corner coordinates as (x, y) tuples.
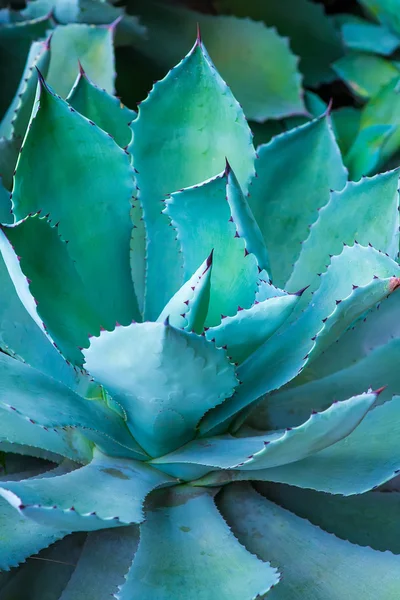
(287, 170), (400, 297)
(0, 215), (105, 365)
(130, 38), (256, 319)
(200, 243), (400, 434)
(341, 21), (400, 55)
(345, 124), (395, 180)
(117, 486), (279, 600)
(232, 397), (400, 495)
(0, 178), (12, 224)
(358, 0), (400, 37)
(205, 292), (300, 364)
(261, 337), (400, 429)
(130, 0), (305, 121)
(219, 483), (400, 599)
(216, 0), (344, 86)
(46, 23), (115, 98)
(83, 321), (238, 457)
(0, 351), (144, 459)
(153, 392), (376, 480)
(348, 76), (400, 173)
(0, 12), (52, 118)
(165, 168), (260, 326)
(0, 37), (51, 139)
(0, 406), (93, 464)
(59, 527), (139, 600)
(157, 253), (212, 334)
(333, 53), (400, 100)
(331, 106), (361, 157)
(67, 64), (135, 147)
(11, 74), (140, 329)
(248, 116), (346, 287)
(265, 483), (400, 554)
(0, 449), (175, 530)
(0, 252), (78, 387)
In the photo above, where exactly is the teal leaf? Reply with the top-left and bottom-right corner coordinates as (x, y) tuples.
(157, 253), (212, 334)
(0, 12), (52, 117)
(130, 200), (145, 318)
(0, 449), (174, 530)
(0, 215), (104, 365)
(236, 397), (400, 495)
(341, 21), (400, 55)
(67, 64), (135, 147)
(333, 53), (400, 100)
(287, 171), (400, 297)
(46, 23), (115, 98)
(216, 0), (344, 86)
(0, 252), (78, 387)
(59, 527), (139, 600)
(345, 124), (395, 181)
(0, 37), (51, 140)
(130, 37), (256, 319)
(0, 351), (144, 459)
(0, 406), (93, 464)
(153, 392), (376, 480)
(358, 0), (400, 37)
(117, 486), (279, 600)
(265, 483), (400, 554)
(165, 168), (259, 326)
(0, 178), (12, 224)
(331, 106), (361, 156)
(219, 483), (400, 599)
(130, 1), (305, 121)
(205, 292), (300, 364)
(83, 322), (238, 457)
(248, 116), (346, 287)
(11, 73), (140, 329)
(200, 243), (400, 434)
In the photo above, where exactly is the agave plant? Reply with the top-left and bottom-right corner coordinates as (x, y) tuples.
(2, 27), (400, 600)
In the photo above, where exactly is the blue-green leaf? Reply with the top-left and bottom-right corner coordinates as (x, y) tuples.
(117, 486), (279, 600)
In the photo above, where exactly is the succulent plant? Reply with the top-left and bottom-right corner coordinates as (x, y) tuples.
(2, 16), (400, 600)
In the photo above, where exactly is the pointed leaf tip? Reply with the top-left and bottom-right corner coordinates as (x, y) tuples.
(35, 67), (47, 89)
(389, 277), (400, 292)
(224, 157), (232, 176)
(78, 60), (86, 77)
(44, 33), (53, 51)
(206, 249), (214, 268)
(196, 22), (202, 45)
(294, 285), (310, 296)
(108, 15), (123, 32)
(374, 386), (387, 396)
(164, 315), (170, 326)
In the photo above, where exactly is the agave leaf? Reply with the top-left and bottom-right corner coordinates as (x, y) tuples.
(200, 244), (400, 434)
(67, 65), (135, 147)
(331, 106), (361, 156)
(261, 338), (400, 429)
(358, 0), (400, 37)
(0, 37), (51, 139)
(130, 201), (145, 317)
(0, 135), (20, 191)
(165, 168), (260, 326)
(0, 407), (93, 464)
(0, 178), (12, 224)
(265, 483), (400, 554)
(116, 486), (279, 600)
(46, 24), (115, 98)
(223, 397), (400, 495)
(287, 171), (400, 299)
(0, 215), (106, 365)
(333, 53), (400, 100)
(249, 116), (346, 287)
(59, 527), (139, 600)
(0, 12), (52, 117)
(129, 0), (305, 121)
(341, 20), (400, 55)
(0, 253), (79, 386)
(154, 392), (376, 480)
(130, 37), (255, 319)
(345, 124), (395, 181)
(83, 321), (238, 457)
(216, 0), (344, 86)
(11, 74), (140, 329)
(0, 449), (175, 531)
(157, 253), (212, 334)
(205, 292), (300, 364)
(219, 483), (400, 599)
(347, 77), (400, 175)
(0, 351), (145, 459)
(0, 533), (85, 598)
